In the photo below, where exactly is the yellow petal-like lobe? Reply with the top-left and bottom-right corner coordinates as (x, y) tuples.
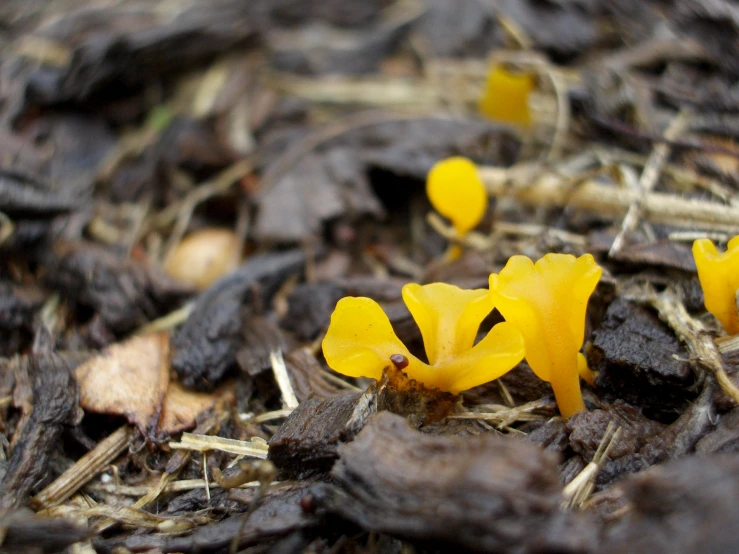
(489, 253), (602, 418)
(323, 282), (526, 395)
(479, 65), (534, 127)
(693, 237), (739, 335)
(427, 157), (487, 237)
(322, 297), (423, 380)
(402, 282), (492, 365)
(424, 322), (524, 394)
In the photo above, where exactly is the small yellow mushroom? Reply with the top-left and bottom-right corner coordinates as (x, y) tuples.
(489, 254), (602, 418)
(692, 235), (739, 335)
(426, 157), (488, 260)
(479, 64), (534, 127)
(322, 282), (525, 394)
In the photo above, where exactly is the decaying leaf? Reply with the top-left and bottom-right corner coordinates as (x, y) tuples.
(75, 333), (170, 436)
(75, 332), (226, 438)
(159, 381), (232, 436)
(256, 119), (520, 242)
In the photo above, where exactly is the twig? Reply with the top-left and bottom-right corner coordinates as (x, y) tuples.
(238, 409), (294, 424)
(271, 75), (439, 107)
(495, 12), (533, 50)
(270, 350), (299, 409)
(479, 162), (739, 233)
(668, 231), (732, 243)
(426, 212), (490, 251)
(203, 452), (211, 505)
(50, 504), (195, 533)
(228, 461), (276, 553)
(597, 147), (738, 202)
(497, 380), (515, 408)
(648, 288), (739, 406)
(169, 433), (269, 458)
(493, 221), (586, 245)
(562, 422), (622, 508)
(544, 68), (570, 160)
(318, 369), (363, 392)
(450, 398), (554, 428)
(610, 110), (691, 256)
(86, 478), (267, 497)
(589, 113), (739, 158)
(133, 302), (194, 335)
(95, 471), (179, 533)
(31, 426), (132, 509)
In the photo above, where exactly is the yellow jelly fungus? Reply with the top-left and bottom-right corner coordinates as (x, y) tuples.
(692, 235), (739, 335)
(322, 282), (525, 394)
(489, 254), (603, 418)
(427, 157), (488, 260)
(479, 64), (534, 127)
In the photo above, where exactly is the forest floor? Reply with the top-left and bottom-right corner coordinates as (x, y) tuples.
(2, 1), (739, 553)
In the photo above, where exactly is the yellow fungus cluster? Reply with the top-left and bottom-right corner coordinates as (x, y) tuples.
(693, 235), (739, 335)
(322, 283), (525, 395)
(322, 254), (603, 418)
(321, 156), (605, 418)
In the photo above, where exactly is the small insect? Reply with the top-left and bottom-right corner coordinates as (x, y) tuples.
(390, 354), (409, 370)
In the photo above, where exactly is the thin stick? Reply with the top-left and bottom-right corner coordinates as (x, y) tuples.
(648, 288), (739, 406)
(270, 350), (299, 409)
(562, 423), (621, 508)
(133, 302), (194, 335)
(479, 163), (739, 233)
(239, 409), (294, 424)
(169, 433), (269, 458)
(95, 470), (178, 533)
(545, 69), (570, 160)
(31, 426), (132, 509)
(86, 479), (267, 497)
(203, 452), (211, 505)
(610, 110), (691, 256)
(160, 160), (253, 262)
(319, 369), (363, 392)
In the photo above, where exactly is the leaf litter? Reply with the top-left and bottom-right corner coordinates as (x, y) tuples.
(1, 0), (739, 552)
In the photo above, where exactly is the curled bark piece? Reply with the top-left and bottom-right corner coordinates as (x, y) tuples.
(313, 412), (597, 553)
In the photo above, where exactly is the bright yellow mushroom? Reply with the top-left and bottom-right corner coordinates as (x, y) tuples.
(692, 235), (739, 335)
(479, 64), (534, 127)
(489, 254), (603, 418)
(426, 157), (488, 260)
(322, 282), (525, 394)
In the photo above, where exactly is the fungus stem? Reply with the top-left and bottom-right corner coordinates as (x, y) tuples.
(550, 357), (586, 419)
(444, 244), (463, 262)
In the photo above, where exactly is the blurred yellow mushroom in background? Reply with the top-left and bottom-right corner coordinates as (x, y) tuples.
(426, 157), (488, 261)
